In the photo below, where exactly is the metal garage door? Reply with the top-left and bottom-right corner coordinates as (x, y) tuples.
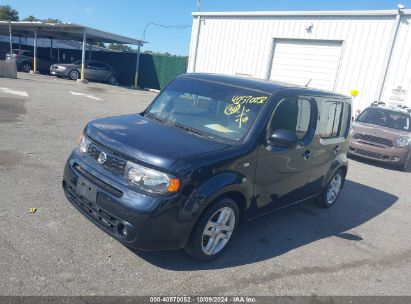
(269, 39), (343, 91)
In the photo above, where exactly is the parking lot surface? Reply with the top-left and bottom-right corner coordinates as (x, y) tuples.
(0, 73), (411, 296)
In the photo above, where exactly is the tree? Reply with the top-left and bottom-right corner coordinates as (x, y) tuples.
(0, 5), (19, 21)
(42, 18), (62, 24)
(107, 43), (136, 53)
(23, 15), (39, 22)
(93, 41), (106, 49)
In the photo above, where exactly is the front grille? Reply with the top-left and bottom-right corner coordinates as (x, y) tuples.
(73, 164), (123, 197)
(88, 143), (127, 176)
(352, 133), (394, 148)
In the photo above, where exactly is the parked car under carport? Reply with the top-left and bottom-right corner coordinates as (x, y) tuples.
(50, 60), (118, 85)
(7, 49), (55, 73)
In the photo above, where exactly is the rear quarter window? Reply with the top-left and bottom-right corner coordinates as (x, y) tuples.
(317, 98), (349, 139)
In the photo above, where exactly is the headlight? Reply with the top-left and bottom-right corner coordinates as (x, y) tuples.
(397, 136), (410, 147)
(76, 134), (90, 154)
(124, 161), (180, 194)
(57, 66), (66, 71)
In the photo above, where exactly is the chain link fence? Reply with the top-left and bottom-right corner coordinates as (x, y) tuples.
(0, 38), (12, 60)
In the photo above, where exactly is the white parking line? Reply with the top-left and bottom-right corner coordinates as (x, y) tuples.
(0, 87), (29, 97)
(70, 91), (102, 101)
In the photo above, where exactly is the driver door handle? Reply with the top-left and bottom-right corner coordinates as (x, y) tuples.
(303, 150), (312, 160)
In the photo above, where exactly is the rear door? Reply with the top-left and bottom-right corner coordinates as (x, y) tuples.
(308, 97), (351, 194)
(85, 61), (100, 80)
(252, 95), (317, 216)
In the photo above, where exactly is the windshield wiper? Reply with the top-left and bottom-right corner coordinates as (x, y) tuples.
(145, 113), (164, 123)
(168, 121), (211, 138)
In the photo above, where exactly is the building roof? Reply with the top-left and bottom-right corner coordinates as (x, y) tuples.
(0, 21), (145, 46)
(192, 9), (411, 17)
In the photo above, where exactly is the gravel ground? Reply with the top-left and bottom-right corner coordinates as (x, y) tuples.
(0, 73), (410, 296)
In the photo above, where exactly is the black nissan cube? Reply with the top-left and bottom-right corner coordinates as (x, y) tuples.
(63, 74), (351, 261)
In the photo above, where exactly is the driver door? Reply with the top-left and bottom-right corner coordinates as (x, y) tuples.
(252, 95), (317, 216)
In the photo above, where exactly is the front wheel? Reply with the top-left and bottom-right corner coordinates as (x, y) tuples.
(69, 69), (80, 81)
(185, 198), (239, 262)
(21, 62), (32, 73)
(315, 169), (345, 208)
(399, 152), (410, 172)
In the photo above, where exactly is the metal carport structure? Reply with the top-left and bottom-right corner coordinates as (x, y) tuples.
(0, 21), (145, 85)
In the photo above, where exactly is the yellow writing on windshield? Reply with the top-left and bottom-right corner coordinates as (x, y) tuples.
(224, 96), (268, 128)
(231, 95), (268, 105)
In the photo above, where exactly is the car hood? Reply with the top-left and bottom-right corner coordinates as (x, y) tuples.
(352, 121), (409, 140)
(85, 114), (230, 170)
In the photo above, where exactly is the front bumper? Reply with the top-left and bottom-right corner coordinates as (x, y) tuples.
(348, 139), (409, 164)
(49, 68), (66, 76)
(62, 152), (194, 250)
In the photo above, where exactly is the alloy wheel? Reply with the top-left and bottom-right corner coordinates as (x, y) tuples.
(326, 173), (342, 205)
(201, 207), (235, 256)
(69, 70), (79, 80)
(22, 63), (31, 73)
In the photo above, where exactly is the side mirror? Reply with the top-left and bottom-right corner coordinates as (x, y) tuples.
(268, 129), (299, 148)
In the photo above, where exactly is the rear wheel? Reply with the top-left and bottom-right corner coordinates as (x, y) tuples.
(315, 169), (345, 208)
(69, 69), (80, 81)
(21, 62), (31, 73)
(185, 198), (239, 262)
(107, 75), (117, 85)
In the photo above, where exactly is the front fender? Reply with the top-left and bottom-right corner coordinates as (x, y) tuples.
(183, 171), (251, 216)
(177, 170), (251, 244)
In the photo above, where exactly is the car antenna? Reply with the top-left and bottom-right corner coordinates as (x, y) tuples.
(305, 79), (312, 87)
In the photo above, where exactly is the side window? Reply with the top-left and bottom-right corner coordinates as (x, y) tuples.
(95, 62), (110, 70)
(339, 102), (351, 137)
(86, 62), (97, 68)
(270, 97), (312, 140)
(318, 100), (343, 138)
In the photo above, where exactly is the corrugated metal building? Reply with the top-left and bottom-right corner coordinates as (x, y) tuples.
(187, 9), (411, 112)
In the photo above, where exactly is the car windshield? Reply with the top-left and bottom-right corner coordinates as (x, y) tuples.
(357, 108), (410, 131)
(145, 77), (270, 141)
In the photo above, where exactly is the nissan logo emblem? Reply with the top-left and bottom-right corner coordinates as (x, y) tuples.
(97, 152), (107, 164)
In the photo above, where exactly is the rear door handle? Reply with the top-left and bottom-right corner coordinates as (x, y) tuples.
(303, 150), (312, 160)
(333, 146), (341, 154)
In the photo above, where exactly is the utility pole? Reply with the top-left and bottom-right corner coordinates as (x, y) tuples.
(196, 0), (202, 11)
(8, 21), (12, 59)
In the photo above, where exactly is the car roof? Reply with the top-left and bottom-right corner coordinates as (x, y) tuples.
(179, 73), (350, 98)
(366, 105), (411, 115)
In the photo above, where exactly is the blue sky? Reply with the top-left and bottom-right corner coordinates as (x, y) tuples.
(4, 0), (411, 55)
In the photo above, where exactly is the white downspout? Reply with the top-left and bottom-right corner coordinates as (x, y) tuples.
(191, 15), (202, 73)
(375, 8), (404, 101)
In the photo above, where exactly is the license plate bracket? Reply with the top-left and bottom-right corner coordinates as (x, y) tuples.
(77, 177), (97, 203)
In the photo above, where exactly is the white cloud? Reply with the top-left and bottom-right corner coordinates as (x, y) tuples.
(84, 6), (94, 15)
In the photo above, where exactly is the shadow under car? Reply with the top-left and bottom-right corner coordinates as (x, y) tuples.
(131, 180), (397, 270)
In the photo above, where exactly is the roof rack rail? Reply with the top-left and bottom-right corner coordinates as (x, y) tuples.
(370, 101), (386, 107)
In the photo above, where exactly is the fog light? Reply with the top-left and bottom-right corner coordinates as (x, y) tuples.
(118, 223), (128, 237)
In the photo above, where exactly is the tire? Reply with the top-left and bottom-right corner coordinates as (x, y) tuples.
(315, 169), (345, 208)
(184, 197), (239, 262)
(21, 62), (31, 73)
(399, 152), (410, 172)
(69, 69), (80, 81)
(107, 75), (117, 85)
